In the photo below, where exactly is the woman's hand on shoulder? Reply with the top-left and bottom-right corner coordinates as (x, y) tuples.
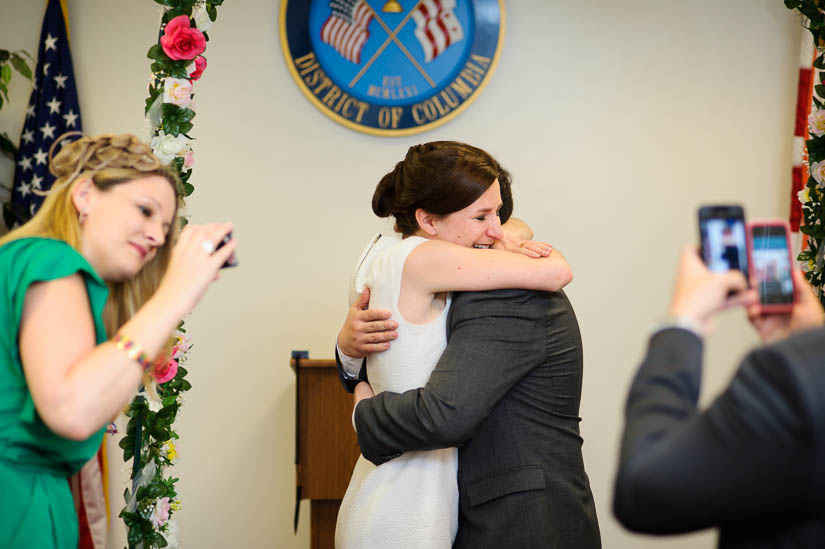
(156, 222), (237, 317)
(492, 234), (552, 258)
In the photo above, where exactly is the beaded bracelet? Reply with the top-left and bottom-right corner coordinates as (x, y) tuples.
(112, 333), (152, 371)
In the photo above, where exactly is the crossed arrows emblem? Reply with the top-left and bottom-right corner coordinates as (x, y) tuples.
(349, 1), (437, 89)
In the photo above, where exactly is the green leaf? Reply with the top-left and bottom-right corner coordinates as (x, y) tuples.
(148, 483), (169, 498)
(1, 64), (11, 86)
(119, 435), (135, 450)
(157, 405), (175, 420)
(0, 132), (18, 158)
(128, 524), (144, 546)
(121, 510), (140, 528)
(10, 53), (32, 80)
(207, 4), (217, 21)
(147, 43), (164, 60)
(800, 224), (824, 238)
(147, 531), (169, 548)
(182, 182), (194, 197)
(175, 107), (195, 122)
(179, 379), (192, 391)
(168, 64), (190, 79)
(161, 102), (182, 119)
(816, 55), (825, 71)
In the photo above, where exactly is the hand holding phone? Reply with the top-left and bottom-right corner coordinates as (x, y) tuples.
(216, 231), (238, 269)
(746, 220), (796, 313)
(698, 205), (749, 278)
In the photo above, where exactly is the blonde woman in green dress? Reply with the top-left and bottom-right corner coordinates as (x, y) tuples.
(0, 133), (236, 548)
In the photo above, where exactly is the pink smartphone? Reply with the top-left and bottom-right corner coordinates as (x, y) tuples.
(746, 220), (797, 313)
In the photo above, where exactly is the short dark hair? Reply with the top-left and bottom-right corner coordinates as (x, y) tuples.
(372, 141), (513, 235)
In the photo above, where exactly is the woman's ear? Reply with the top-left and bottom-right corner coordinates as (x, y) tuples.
(70, 177), (94, 217)
(415, 208), (438, 237)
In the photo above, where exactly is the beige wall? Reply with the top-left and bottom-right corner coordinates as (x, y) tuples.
(0, 1), (802, 547)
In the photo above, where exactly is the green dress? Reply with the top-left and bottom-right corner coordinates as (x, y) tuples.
(0, 237), (109, 548)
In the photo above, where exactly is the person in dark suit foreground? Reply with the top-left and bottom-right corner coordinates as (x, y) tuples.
(338, 277), (601, 548)
(613, 248), (825, 547)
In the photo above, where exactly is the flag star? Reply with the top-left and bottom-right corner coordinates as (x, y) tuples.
(33, 148), (48, 166)
(42, 63), (50, 76)
(17, 156), (32, 171)
(54, 73), (67, 89)
(40, 122), (56, 140)
(62, 109), (78, 128)
(18, 181), (32, 197)
(25, 105), (35, 118)
(46, 97), (62, 114)
(22, 129), (34, 144)
(44, 33), (58, 51)
(31, 174), (43, 190)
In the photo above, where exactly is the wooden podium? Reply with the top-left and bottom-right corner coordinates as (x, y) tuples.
(292, 353), (360, 548)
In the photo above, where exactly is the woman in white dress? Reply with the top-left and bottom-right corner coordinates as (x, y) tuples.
(335, 142), (573, 548)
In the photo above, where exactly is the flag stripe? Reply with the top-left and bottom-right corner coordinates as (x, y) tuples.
(412, 0), (462, 64)
(321, 0), (373, 64)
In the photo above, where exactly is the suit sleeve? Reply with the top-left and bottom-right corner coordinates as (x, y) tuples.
(335, 345), (367, 393)
(613, 327), (824, 534)
(354, 290), (546, 465)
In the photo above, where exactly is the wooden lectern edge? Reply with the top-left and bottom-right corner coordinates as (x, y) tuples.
(290, 358), (337, 371)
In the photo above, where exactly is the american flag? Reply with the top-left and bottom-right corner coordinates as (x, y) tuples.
(411, 0), (464, 63)
(11, 0), (82, 225)
(321, 0), (374, 64)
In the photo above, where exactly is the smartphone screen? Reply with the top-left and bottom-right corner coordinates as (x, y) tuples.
(750, 225), (794, 306)
(698, 205), (749, 279)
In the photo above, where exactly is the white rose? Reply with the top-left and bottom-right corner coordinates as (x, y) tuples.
(151, 132), (189, 164)
(192, 4), (212, 32)
(163, 77), (193, 108)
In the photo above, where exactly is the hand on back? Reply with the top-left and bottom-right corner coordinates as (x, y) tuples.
(338, 288), (397, 358)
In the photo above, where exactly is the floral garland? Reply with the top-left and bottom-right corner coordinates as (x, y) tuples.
(788, 0), (825, 298)
(118, 2), (224, 548)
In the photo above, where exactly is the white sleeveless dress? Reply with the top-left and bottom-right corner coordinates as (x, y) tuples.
(335, 235), (458, 549)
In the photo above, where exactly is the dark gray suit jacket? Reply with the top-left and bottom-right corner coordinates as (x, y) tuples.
(352, 289), (601, 548)
(614, 327), (825, 548)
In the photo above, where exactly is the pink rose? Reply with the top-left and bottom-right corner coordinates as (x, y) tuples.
(183, 149), (195, 169)
(150, 497), (171, 528)
(153, 357), (179, 384)
(160, 15), (206, 61)
(188, 56), (207, 81)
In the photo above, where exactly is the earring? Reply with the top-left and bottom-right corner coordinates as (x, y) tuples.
(78, 210), (87, 224)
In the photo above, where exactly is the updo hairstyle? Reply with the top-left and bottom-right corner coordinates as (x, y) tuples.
(1, 132), (182, 333)
(372, 141), (513, 236)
